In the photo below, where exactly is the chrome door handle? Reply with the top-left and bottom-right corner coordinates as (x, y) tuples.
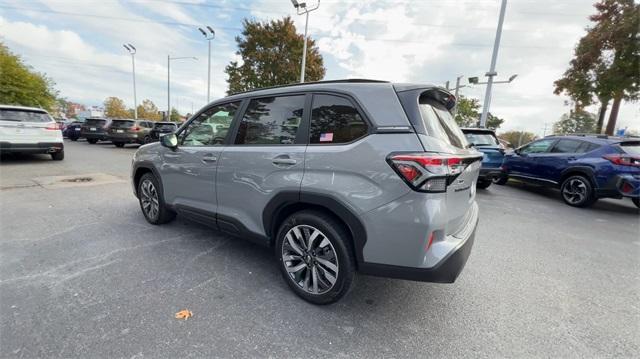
(201, 154), (217, 163)
(272, 158), (297, 165)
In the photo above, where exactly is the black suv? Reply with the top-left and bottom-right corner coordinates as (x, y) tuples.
(81, 118), (112, 144)
(149, 122), (178, 142)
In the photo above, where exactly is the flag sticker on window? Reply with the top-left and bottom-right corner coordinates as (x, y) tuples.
(319, 133), (334, 142)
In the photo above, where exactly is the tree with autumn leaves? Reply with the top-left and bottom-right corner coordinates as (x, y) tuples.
(554, 0), (639, 135)
(225, 16), (325, 94)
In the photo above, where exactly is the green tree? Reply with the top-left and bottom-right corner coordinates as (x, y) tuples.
(225, 16), (325, 95)
(486, 113), (504, 131)
(552, 110), (597, 134)
(137, 99), (161, 120)
(454, 96), (481, 127)
(104, 97), (130, 119)
(498, 131), (538, 148)
(170, 108), (181, 122)
(554, 0), (639, 135)
(0, 42), (58, 111)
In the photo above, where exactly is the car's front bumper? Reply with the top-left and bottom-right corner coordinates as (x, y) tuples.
(0, 141), (63, 154)
(478, 167), (505, 181)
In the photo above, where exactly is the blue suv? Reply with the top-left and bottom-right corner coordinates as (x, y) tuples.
(461, 128), (507, 189)
(502, 135), (640, 208)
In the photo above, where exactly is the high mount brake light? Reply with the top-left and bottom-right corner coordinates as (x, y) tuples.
(603, 154), (640, 167)
(388, 153), (480, 192)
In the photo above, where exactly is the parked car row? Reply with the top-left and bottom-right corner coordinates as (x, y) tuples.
(461, 128), (640, 209)
(63, 118), (179, 147)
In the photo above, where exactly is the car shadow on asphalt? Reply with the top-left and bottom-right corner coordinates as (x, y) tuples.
(0, 153), (54, 164)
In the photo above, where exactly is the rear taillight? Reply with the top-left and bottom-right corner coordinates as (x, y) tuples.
(603, 154), (640, 167)
(132, 126), (140, 132)
(388, 152), (481, 192)
(45, 123), (60, 130)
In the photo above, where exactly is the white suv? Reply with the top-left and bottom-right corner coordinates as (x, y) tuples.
(0, 105), (64, 160)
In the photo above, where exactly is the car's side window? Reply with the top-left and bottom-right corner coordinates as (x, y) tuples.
(309, 94), (368, 144)
(234, 95), (305, 145)
(576, 141), (600, 153)
(180, 102), (240, 147)
(551, 139), (582, 153)
(520, 139), (555, 154)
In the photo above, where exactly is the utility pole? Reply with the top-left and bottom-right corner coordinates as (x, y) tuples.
(479, 0), (508, 128)
(198, 26), (216, 103)
(453, 75), (464, 118)
(291, 0), (320, 83)
(123, 44), (137, 119)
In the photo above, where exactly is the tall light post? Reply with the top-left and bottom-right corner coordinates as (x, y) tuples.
(168, 55), (197, 120)
(291, 0), (320, 83)
(469, 73), (517, 126)
(198, 26), (216, 103)
(479, 0), (508, 128)
(123, 44), (137, 119)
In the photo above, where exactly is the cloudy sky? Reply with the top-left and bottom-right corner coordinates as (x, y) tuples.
(1, 0), (637, 135)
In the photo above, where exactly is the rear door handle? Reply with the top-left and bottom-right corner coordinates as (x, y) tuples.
(201, 153), (217, 163)
(272, 155), (297, 166)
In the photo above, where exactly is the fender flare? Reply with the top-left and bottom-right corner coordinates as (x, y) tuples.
(560, 166), (597, 187)
(132, 161), (164, 198)
(263, 191), (368, 264)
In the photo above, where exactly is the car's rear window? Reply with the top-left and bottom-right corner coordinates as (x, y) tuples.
(85, 119), (107, 126)
(418, 97), (467, 148)
(464, 132), (499, 146)
(154, 122), (177, 130)
(111, 120), (135, 128)
(619, 142), (640, 155)
(0, 109), (51, 122)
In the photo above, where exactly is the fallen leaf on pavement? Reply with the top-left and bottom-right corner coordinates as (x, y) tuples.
(175, 309), (193, 320)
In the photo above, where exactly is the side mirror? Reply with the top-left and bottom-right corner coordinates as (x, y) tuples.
(160, 133), (178, 150)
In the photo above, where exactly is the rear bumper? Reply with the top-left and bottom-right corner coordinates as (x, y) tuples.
(359, 226), (476, 283)
(478, 167), (505, 181)
(598, 174), (640, 198)
(108, 133), (141, 143)
(81, 132), (109, 140)
(0, 141), (63, 154)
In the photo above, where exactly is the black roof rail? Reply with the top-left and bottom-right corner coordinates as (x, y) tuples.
(547, 133), (610, 139)
(229, 79), (390, 96)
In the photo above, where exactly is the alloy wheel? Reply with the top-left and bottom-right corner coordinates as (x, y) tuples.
(281, 225), (339, 295)
(562, 178), (587, 204)
(140, 179), (160, 220)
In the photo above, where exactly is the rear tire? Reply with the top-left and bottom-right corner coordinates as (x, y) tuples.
(87, 139), (98, 144)
(143, 135), (151, 144)
(69, 137), (78, 142)
(275, 210), (355, 305)
(632, 198), (640, 209)
(493, 176), (508, 185)
(51, 151), (64, 161)
(114, 142), (125, 148)
(137, 173), (176, 225)
(477, 180), (492, 189)
(561, 175), (596, 207)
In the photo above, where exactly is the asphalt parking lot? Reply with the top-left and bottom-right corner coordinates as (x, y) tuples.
(1, 140), (638, 358)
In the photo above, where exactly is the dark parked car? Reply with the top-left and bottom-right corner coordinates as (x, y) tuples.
(149, 121), (178, 142)
(108, 119), (155, 147)
(63, 119), (85, 141)
(461, 128), (507, 189)
(502, 135), (640, 208)
(81, 118), (112, 144)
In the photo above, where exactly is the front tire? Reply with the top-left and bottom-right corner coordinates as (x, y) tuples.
(137, 173), (176, 224)
(51, 151), (64, 161)
(493, 176), (508, 185)
(275, 210), (355, 305)
(114, 142), (125, 148)
(632, 198), (640, 209)
(561, 175), (596, 207)
(477, 180), (492, 190)
(87, 139), (98, 144)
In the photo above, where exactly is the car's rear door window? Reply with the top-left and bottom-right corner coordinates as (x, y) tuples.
(234, 95), (304, 145)
(418, 97), (467, 149)
(309, 94), (367, 144)
(520, 139), (555, 154)
(550, 139), (582, 153)
(0, 109), (51, 122)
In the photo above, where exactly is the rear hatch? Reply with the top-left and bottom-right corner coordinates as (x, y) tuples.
(0, 108), (59, 143)
(462, 129), (504, 169)
(82, 118), (108, 133)
(109, 120), (136, 135)
(394, 87), (482, 236)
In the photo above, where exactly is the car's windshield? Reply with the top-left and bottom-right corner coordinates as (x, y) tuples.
(464, 132), (499, 146)
(0, 109), (51, 122)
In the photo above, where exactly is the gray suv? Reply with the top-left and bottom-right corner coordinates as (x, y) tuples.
(131, 80), (482, 304)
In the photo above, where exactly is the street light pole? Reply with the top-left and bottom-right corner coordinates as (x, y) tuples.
(479, 0), (508, 128)
(291, 0), (320, 83)
(123, 44), (137, 119)
(168, 55), (198, 120)
(198, 26), (216, 103)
